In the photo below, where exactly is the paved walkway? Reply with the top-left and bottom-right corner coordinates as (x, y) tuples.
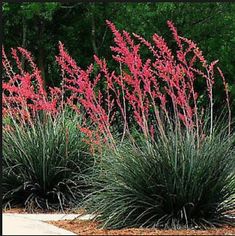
(3, 213), (94, 235)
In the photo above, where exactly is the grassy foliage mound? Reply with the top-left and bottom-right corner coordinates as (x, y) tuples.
(85, 127), (235, 229)
(3, 112), (93, 211)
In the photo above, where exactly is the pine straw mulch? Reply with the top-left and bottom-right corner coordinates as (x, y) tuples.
(49, 219), (235, 235)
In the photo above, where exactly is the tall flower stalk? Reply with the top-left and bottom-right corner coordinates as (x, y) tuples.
(56, 20), (231, 147)
(3, 21), (231, 150)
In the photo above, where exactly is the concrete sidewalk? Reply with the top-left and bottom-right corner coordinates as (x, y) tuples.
(3, 213), (94, 235)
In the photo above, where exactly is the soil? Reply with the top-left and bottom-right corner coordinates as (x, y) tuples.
(2, 207), (85, 214)
(49, 220), (235, 235)
(4, 208), (235, 235)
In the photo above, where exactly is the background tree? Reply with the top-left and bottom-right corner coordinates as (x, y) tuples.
(3, 2), (235, 115)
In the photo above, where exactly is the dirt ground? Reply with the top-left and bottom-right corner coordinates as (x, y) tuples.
(2, 207), (85, 214)
(49, 219), (235, 235)
(4, 207), (234, 235)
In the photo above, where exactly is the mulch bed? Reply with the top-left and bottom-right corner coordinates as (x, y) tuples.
(4, 208), (234, 235)
(49, 220), (235, 235)
(2, 207), (85, 214)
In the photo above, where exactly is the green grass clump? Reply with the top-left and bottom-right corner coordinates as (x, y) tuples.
(3, 112), (94, 211)
(84, 127), (235, 229)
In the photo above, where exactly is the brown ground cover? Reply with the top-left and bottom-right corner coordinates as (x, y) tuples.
(2, 207), (85, 214)
(4, 208), (234, 235)
(49, 219), (235, 235)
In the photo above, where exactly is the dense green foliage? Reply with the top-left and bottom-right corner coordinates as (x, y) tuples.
(3, 112), (93, 211)
(3, 2), (235, 116)
(84, 126), (235, 229)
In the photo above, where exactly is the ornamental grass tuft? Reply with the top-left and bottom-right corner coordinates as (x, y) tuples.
(84, 125), (235, 229)
(3, 111), (94, 211)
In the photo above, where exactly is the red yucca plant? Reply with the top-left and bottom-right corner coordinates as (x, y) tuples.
(2, 48), (94, 211)
(72, 22), (233, 230)
(56, 20), (231, 146)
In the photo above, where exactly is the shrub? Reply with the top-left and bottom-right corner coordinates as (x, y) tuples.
(84, 125), (235, 229)
(3, 111), (94, 211)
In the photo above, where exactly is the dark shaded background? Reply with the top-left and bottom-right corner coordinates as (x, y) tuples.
(3, 2), (235, 116)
